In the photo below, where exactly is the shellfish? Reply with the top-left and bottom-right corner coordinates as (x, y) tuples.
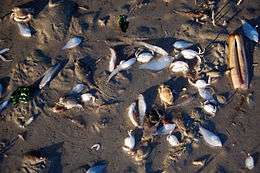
(173, 40), (194, 50)
(158, 84), (174, 107)
(169, 61), (189, 73)
(135, 48), (154, 63)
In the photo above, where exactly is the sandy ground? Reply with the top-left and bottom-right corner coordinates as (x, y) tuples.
(0, 0), (260, 172)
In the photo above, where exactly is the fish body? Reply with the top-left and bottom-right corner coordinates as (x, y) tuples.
(62, 37), (82, 50)
(169, 61), (189, 73)
(139, 56), (174, 71)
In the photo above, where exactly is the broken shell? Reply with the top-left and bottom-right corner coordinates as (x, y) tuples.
(62, 37), (82, 50)
(199, 126), (222, 147)
(166, 134), (179, 146)
(139, 56), (174, 71)
(86, 163), (107, 173)
(245, 154), (254, 170)
(169, 61), (189, 73)
(108, 48), (117, 72)
(17, 23), (32, 37)
(91, 143), (101, 151)
(203, 102), (217, 116)
(180, 49), (200, 60)
(135, 48), (154, 63)
(158, 84), (174, 106)
(192, 159), (206, 167)
(127, 102), (139, 127)
(81, 93), (95, 103)
(123, 131), (135, 151)
(173, 40), (194, 50)
(198, 87), (216, 103)
(138, 94), (146, 127)
(0, 83), (3, 98)
(188, 79), (209, 89)
(11, 7), (33, 23)
(69, 84), (85, 95)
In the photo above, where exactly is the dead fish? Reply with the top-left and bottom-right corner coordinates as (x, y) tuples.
(241, 19), (259, 43)
(245, 154), (254, 170)
(107, 58), (136, 82)
(39, 62), (63, 89)
(108, 48), (117, 72)
(134, 41), (169, 56)
(173, 40), (194, 49)
(155, 123), (175, 135)
(17, 23), (31, 37)
(139, 56), (174, 71)
(127, 102), (139, 127)
(62, 37), (82, 50)
(166, 134), (179, 146)
(138, 94), (146, 126)
(199, 126), (222, 147)
(86, 163), (107, 173)
(69, 84), (85, 95)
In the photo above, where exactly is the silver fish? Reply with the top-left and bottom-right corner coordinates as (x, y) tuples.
(62, 37), (82, 50)
(139, 56), (174, 71)
(86, 163), (107, 173)
(107, 58), (136, 82)
(17, 23), (31, 37)
(241, 19), (259, 43)
(173, 40), (194, 49)
(108, 48), (117, 72)
(138, 94), (146, 126)
(199, 126), (222, 147)
(155, 123), (175, 135)
(135, 41), (169, 56)
(39, 62), (63, 89)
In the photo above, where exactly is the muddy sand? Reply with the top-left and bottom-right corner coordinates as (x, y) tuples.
(0, 0), (260, 172)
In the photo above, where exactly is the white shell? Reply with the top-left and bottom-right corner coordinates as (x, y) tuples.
(198, 88), (216, 103)
(123, 131), (135, 150)
(241, 19), (259, 43)
(62, 37), (81, 50)
(203, 103), (217, 116)
(86, 163), (107, 173)
(108, 48), (117, 72)
(135, 41), (168, 56)
(245, 155), (254, 170)
(180, 49), (198, 59)
(17, 23), (31, 37)
(139, 56), (174, 71)
(155, 123), (176, 135)
(169, 61), (189, 73)
(137, 52), (154, 63)
(166, 135), (179, 146)
(199, 126), (222, 147)
(173, 40), (194, 49)
(107, 58), (136, 82)
(127, 102), (139, 127)
(81, 93), (95, 103)
(138, 94), (146, 126)
(39, 62), (62, 89)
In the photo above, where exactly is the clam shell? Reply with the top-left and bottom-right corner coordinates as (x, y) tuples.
(180, 49), (198, 59)
(199, 126), (222, 147)
(137, 52), (154, 63)
(62, 37), (82, 50)
(0, 83), (3, 98)
(139, 56), (174, 71)
(245, 155), (254, 170)
(166, 134), (179, 146)
(86, 163), (107, 173)
(169, 61), (189, 73)
(241, 19), (259, 43)
(173, 40), (194, 49)
(17, 23), (32, 37)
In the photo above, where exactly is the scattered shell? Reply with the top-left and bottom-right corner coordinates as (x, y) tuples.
(189, 79), (209, 89)
(108, 48), (117, 72)
(241, 19), (259, 43)
(199, 126), (222, 147)
(62, 37), (82, 50)
(86, 163), (107, 173)
(138, 94), (146, 127)
(39, 62), (63, 89)
(81, 93), (95, 103)
(155, 123), (176, 135)
(198, 87), (216, 103)
(127, 102), (139, 127)
(203, 102), (217, 116)
(135, 41), (168, 56)
(135, 48), (154, 63)
(139, 56), (174, 71)
(180, 49), (200, 60)
(169, 61), (189, 73)
(17, 23), (32, 37)
(91, 143), (101, 151)
(123, 131), (135, 151)
(173, 40), (194, 49)
(166, 135), (179, 146)
(158, 84), (174, 106)
(245, 154), (254, 170)
(107, 58), (136, 82)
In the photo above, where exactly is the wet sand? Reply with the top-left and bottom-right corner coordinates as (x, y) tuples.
(0, 0), (260, 172)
